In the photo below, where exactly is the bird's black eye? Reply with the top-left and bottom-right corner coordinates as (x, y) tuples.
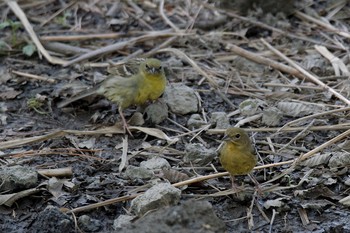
(158, 66), (162, 70)
(145, 64), (150, 69)
(235, 133), (241, 139)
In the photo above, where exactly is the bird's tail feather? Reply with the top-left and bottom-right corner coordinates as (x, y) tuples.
(57, 86), (100, 108)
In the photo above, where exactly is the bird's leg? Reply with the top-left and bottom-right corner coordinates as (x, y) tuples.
(118, 106), (133, 136)
(248, 173), (263, 196)
(230, 175), (242, 193)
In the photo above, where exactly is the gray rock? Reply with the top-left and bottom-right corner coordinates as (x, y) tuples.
(184, 143), (217, 166)
(29, 206), (73, 233)
(125, 165), (154, 180)
(0, 165), (38, 192)
(140, 157), (171, 170)
(187, 114), (207, 129)
(163, 84), (198, 114)
(113, 215), (135, 230)
(122, 200), (226, 233)
(344, 177), (350, 186)
(210, 112), (230, 129)
(130, 182), (181, 216)
(78, 215), (101, 232)
(239, 99), (263, 116)
(144, 100), (168, 124)
(262, 107), (282, 126)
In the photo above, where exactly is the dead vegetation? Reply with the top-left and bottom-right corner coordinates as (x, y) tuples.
(1, 0), (350, 232)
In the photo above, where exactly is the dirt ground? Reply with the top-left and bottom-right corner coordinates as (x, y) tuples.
(1, 0), (350, 232)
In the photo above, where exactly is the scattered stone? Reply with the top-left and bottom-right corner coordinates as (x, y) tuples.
(113, 215), (136, 230)
(78, 215), (102, 232)
(187, 114), (207, 129)
(239, 99), (263, 116)
(130, 182), (181, 216)
(210, 112), (230, 129)
(140, 157), (171, 170)
(144, 100), (168, 124)
(125, 165), (154, 180)
(163, 84), (199, 114)
(123, 200), (226, 233)
(0, 165), (38, 192)
(328, 152), (350, 169)
(128, 112), (145, 126)
(262, 107), (282, 126)
(29, 206), (73, 233)
(184, 143), (217, 166)
(344, 177), (350, 186)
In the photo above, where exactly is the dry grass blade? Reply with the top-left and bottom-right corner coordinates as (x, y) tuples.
(6, 0), (66, 65)
(64, 30), (186, 67)
(295, 11), (350, 39)
(118, 136), (129, 173)
(37, 167), (73, 177)
(207, 123), (350, 135)
(278, 107), (350, 131)
(67, 194), (139, 214)
(0, 188), (42, 207)
(159, 0), (179, 31)
(224, 42), (306, 80)
(11, 70), (56, 83)
(315, 45), (349, 76)
(261, 38), (350, 106)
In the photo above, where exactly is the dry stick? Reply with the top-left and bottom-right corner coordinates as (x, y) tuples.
(40, 33), (127, 42)
(67, 194), (139, 214)
(143, 36), (178, 58)
(158, 48), (236, 109)
(6, 0), (66, 65)
(42, 41), (92, 55)
(68, 129), (350, 214)
(158, 48), (218, 87)
(278, 106), (350, 132)
(37, 167), (73, 177)
(261, 39), (350, 106)
(207, 123), (350, 135)
(295, 11), (350, 39)
(224, 42), (306, 80)
(11, 70), (56, 83)
(1, 124), (349, 150)
(159, 0), (179, 31)
(277, 119), (315, 153)
(207, 4), (345, 51)
(63, 30), (182, 67)
(39, 0), (77, 27)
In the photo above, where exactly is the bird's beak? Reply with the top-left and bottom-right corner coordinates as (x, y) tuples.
(150, 67), (156, 74)
(222, 134), (229, 141)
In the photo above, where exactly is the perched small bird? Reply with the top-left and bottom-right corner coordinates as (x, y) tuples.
(58, 58), (166, 134)
(219, 127), (257, 191)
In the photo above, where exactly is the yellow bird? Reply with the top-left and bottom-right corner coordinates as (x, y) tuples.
(58, 58), (166, 134)
(219, 127), (257, 191)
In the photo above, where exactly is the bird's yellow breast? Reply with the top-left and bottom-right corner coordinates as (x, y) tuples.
(219, 141), (257, 176)
(134, 72), (166, 105)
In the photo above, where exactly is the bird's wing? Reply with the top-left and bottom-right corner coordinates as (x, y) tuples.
(100, 75), (140, 108)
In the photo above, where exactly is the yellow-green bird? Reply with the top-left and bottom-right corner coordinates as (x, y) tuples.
(58, 58), (166, 135)
(219, 128), (257, 191)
